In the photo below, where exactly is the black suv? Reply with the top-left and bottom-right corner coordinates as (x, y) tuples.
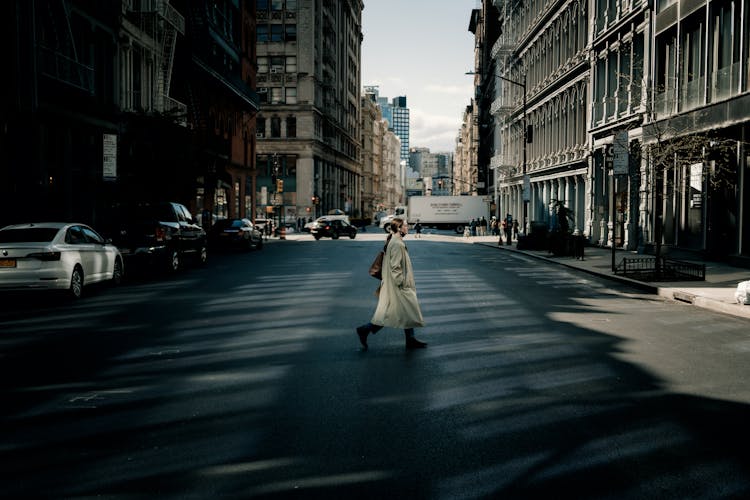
(105, 202), (207, 272)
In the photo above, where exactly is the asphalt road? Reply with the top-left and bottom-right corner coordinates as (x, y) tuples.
(1, 234), (749, 499)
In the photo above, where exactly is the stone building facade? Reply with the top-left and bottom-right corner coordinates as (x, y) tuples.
(255, 0), (364, 223)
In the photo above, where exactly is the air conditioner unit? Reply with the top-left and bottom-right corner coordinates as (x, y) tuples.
(256, 133), (265, 138)
(258, 87), (268, 93)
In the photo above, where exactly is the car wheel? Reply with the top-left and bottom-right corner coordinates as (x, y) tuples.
(314, 234), (321, 240)
(167, 249), (180, 273)
(111, 258), (123, 286)
(383, 226), (390, 233)
(349, 232), (356, 239)
(69, 266), (84, 299)
(332, 231), (339, 239)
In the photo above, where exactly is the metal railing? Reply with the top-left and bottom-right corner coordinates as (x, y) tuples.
(615, 257), (705, 281)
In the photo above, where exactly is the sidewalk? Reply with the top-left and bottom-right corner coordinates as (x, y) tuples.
(475, 237), (750, 321)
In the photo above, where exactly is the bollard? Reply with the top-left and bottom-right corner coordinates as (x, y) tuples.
(279, 225), (286, 240)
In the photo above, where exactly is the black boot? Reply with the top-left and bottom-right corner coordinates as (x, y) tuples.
(356, 325), (370, 350)
(405, 330), (427, 349)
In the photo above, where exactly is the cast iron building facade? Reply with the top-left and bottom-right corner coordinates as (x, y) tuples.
(492, 0), (590, 236)
(484, 0), (750, 264)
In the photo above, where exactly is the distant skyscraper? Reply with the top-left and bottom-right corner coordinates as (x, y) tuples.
(391, 96), (410, 167)
(364, 87), (410, 169)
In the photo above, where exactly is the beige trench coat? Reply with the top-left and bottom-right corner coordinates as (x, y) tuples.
(371, 236), (425, 328)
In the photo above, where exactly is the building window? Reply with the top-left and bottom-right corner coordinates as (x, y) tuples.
(285, 24), (297, 42)
(286, 56), (297, 73)
(257, 25), (269, 42)
(286, 116), (296, 137)
(594, 57), (606, 123)
(257, 88), (268, 104)
(655, 29), (678, 117)
(710, 0), (741, 101)
(271, 24), (283, 41)
(256, 117), (266, 137)
(271, 116), (281, 138)
(606, 51), (617, 119)
(286, 0), (297, 9)
(633, 33), (645, 109)
(257, 0), (269, 11)
(679, 15), (705, 112)
(257, 56), (268, 73)
(271, 87), (283, 103)
(270, 56), (284, 73)
(285, 87), (297, 104)
(618, 43), (631, 115)
(286, 156), (297, 177)
(272, 0), (283, 10)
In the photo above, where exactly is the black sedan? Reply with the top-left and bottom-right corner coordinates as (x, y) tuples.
(310, 219), (357, 240)
(208, 218), (263, 250)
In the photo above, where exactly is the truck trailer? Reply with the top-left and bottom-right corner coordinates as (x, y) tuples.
(377, 196), (489, 234)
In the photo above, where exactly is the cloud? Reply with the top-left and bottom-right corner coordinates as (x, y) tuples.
(409, 108), (463, 152)
(425, 83), (473, 95)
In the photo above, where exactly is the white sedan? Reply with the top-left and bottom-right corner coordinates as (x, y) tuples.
(0, 222), (124, 299)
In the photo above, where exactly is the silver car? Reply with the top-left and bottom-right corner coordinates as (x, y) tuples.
(0, 222), (124, 299)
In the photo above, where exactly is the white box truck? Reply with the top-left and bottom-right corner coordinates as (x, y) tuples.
(379, 196), (489, 234)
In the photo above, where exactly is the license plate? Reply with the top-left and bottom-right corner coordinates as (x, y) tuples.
(0, 258), (17, 268)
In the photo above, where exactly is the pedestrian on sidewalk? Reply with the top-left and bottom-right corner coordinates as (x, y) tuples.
(414, 220), (422, 238)
(356, 218), (427, 350)
(504, 213), (513, 245)
(512, 219), (519, 240)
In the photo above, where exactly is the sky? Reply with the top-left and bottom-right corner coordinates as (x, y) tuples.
(361, 0), (478, 154)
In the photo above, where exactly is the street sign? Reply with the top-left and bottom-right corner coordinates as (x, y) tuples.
(102, 134), (117, 180)
(613, 130), (629, 175)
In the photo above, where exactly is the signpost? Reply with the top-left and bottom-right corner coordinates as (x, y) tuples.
(611, 131), (629, 270)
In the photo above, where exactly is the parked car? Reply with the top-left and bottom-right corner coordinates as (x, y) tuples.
(208, 218), (263, 251)
(0, 222), (124, 299)
(310, 218), (358, 240)
(103, 202), (207, 273)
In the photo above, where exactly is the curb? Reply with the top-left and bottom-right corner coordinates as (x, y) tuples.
(477, 242), (750, 321)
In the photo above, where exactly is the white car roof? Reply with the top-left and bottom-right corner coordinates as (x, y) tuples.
(1, 222), (74, 230)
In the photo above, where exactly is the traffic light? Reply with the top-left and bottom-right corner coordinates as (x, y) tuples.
(276, 179), (284, 193)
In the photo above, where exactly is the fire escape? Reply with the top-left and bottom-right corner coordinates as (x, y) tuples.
(122, 0), (186, 121)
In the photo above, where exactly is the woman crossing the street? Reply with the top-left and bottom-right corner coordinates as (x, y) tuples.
(356, 218), (427, 350)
